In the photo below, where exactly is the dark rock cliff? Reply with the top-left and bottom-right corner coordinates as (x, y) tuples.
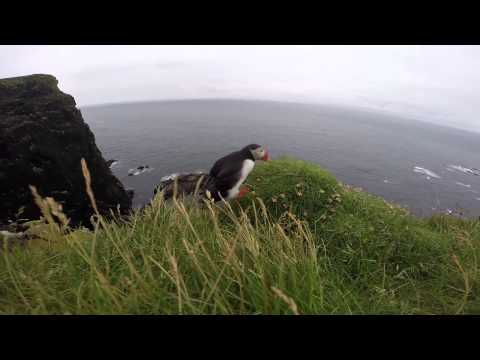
(0, 74), (132, 227)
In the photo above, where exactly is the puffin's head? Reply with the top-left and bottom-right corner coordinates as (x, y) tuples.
(246, 144), (269, 161)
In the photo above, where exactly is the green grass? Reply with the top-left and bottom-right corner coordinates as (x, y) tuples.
(1, 158), (479, 314)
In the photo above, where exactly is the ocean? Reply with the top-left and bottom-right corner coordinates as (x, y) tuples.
(81, 99), (480, 218)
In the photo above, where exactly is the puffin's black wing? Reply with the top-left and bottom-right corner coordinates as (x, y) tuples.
(210, 150), (246, 178)
(209, 151), (245, 193)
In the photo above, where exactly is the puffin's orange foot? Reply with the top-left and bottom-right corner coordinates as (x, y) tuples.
(237, 186), (250, 199)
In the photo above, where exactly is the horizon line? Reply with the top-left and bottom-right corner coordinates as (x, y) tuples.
(78, 97), (480, 136)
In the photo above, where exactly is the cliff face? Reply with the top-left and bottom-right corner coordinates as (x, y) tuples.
(0, 74), (132, 227)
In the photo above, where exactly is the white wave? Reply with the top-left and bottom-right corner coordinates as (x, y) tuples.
(447, 165), (480, 176)
(445, 208), (465, 216)
(160, 173), (179, 182)
(413, 166), (441, 179)
(456, 182), (472, 188)
(128, 166), (154, 176)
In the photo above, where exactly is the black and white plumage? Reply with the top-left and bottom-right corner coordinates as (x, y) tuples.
(155, 144), (269, 202)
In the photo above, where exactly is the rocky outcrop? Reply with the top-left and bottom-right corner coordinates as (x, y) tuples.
(0, 74), (132, 227)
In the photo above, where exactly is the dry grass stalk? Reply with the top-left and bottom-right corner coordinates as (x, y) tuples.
(271, 286), (300, 315)
(80, 158), (100, 216)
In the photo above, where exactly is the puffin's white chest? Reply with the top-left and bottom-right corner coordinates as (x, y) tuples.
(227, 159), (255, 199)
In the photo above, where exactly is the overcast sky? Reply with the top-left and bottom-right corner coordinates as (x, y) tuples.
(1, 45), (479, 132)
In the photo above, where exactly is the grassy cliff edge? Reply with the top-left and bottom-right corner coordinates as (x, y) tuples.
(0, 158), (479, 314)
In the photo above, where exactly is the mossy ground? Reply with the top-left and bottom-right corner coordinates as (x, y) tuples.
(1, 158), (479, 314)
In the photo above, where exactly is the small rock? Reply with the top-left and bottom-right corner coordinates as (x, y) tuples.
(126, 188), (135, 200)
(128, 165), (153, 176)
(32, 166), (44, 175)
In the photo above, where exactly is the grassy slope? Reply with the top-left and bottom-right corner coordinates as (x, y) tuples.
(0, 158), (479, 314)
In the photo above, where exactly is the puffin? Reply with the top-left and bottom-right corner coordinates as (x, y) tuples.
(155, 144), (269, 202)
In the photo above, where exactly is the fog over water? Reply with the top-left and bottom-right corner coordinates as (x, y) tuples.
(2, 45), (480, 132)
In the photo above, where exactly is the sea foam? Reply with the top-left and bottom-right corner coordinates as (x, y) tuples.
(447, 165), (480, 176)
(413, 166), (441, 179)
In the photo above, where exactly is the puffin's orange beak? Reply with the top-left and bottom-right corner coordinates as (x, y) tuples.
(262, 150), (270, 161)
